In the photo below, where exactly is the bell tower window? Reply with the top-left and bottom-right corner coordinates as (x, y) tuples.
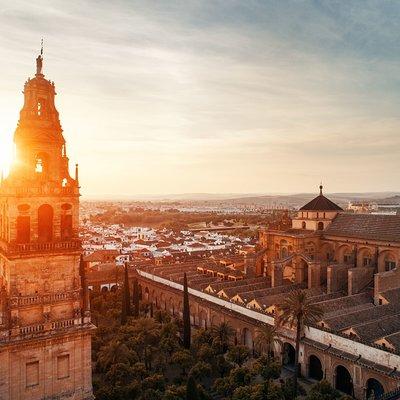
(35, 153), (48, 175)
(38, 204), (53, 242)
(35, 158), (43, 173)
(37, 98), (46, 117)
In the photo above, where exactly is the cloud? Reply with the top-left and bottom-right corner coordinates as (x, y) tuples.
(0, 0), (399, 195)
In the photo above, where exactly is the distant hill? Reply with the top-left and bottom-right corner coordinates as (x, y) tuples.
(83, 191), (400, 209)
(374, 195), (400, 205)
(222, 192), (400, 209)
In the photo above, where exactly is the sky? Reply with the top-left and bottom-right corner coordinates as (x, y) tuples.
(0, 0), (399, 197)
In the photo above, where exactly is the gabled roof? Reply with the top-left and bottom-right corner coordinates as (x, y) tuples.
(324, 213), (400, 242)
(299, 185), (343, 211)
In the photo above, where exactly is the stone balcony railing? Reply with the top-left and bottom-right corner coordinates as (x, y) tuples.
(2, 185), (79, 197)
(0, 317), (90, 342)
(11, 290), (78, 307)
(0, 239), (81, 255)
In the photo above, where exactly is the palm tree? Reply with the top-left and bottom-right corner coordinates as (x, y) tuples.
(97, 338), (131, 372)
(211, 321), (235, 353)
(255, 324), (279, 358)
(276, 289), (323, 397)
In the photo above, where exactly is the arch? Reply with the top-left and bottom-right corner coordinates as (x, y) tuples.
(308, 355), (323, 381)
(35, 152), (49, 174)
(337, 244), (353, 265)
(38, 204), (53, 242)
(101, 286), (109, 292)
(317, 221), (324, 231)
(160, 292), (166, 310)
(243, 327), (253, 348)
(296, 258), (309, 284)
(366, 378), (384, 398)
(211, 314), (220, 326)
(283, 343), (295, 368)
(358, 247), (374, 267)
(110, 284), (117, 292)
(335, 365), (353, 395)
(280, 239), (288, 259)
(199, 310), (207, 329)
(378, 250), (398, 272)
(189, 305), (196, 325)
(169, 297), (175, 315)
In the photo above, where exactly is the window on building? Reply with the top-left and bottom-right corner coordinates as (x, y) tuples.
(57, 354), (70, 379)
(37, 98), (46, 117)
(26, 361), (39, 388)
(317, 222), (324, 230)
(344, 253), (352, 264)
(302, 221), (306, 229)
(35, 158), (43, 173)
(363, 257), (372, 266)
(385, 260), (396, 271)
(35, 153), (49, 175)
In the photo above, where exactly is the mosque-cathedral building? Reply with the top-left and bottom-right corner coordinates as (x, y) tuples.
(0, 54), (94, 399)
(133, 186), (400, 399)
(1, 51), (400, 400)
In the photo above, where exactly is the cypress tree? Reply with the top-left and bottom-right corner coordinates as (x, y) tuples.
(150, 302), (154, 318)
(186, 375), (199, 400)
(183, 272), (191, 349)
(132, 277), (140, 318)
(121, 263), (131, 324)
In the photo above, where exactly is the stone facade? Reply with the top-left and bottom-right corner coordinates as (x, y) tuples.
(0, 53), (94, 400)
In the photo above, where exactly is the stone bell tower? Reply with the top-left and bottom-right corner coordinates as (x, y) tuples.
(0, 50), (94, 399)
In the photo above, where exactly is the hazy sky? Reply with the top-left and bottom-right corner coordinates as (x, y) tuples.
(0, 0), (399, 197)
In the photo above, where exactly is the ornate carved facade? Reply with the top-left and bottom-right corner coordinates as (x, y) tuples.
(0, 53), (94, 399)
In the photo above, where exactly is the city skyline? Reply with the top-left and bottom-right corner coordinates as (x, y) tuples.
(1, 1), (400, 197)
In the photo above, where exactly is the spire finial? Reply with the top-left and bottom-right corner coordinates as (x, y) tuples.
(319, 182), (323, 195)
(36, 38), (44, 75)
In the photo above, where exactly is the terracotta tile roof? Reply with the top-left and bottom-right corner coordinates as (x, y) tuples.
(350, 313), (400, 343)
(381, 331), (400, 351)
(324, 213), (400, 242)
(322, 303), (396, 331)
(299, 194), (343, 211)
(318, 292), (373, 315)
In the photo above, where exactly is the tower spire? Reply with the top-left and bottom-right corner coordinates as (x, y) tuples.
(36, 38), (44, 76)
(319, 182), (323, 196)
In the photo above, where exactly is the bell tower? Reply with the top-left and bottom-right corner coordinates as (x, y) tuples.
(0, 50), (94, 399)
